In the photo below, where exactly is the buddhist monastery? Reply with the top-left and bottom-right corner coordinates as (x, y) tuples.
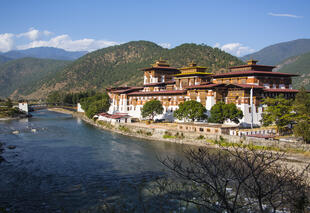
(107, 59), (299, 127)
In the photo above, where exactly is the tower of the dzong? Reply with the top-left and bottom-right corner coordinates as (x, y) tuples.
(174, 62), (212, 89)
(141, 58), (180, 85)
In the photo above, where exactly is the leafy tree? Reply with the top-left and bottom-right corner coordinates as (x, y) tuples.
(81, 93), (110, 118)
(5, 98), (13, 108)
(261, 94), (295, 135)
(174, 100), (207, 122)
(141, 100), (163, 120)
(209, 102), (243, 124)
(293, 87), (310, 143)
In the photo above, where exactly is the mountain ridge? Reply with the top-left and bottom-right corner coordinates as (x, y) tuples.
(18, 40), (244, 99)
(241, 39), (310, 65)
(0, 47), (88, 61)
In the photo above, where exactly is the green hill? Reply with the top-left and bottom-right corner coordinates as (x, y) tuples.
(242, 39), (310, 65)
(0, 55), (11, 65)
(0, 58), (71, 98)
(27, 41), (243, 99)
(277, 52), (310, 90)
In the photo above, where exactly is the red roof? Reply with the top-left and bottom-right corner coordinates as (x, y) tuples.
(108, 87), (143, 94)
(128, 90), (187, 96)
(144, 81), (175, 87)
(186, 83), (264, 89)
(99, 112), (129, 119)
(141, 66), (179, 72)
(229, 64), (276, 69)
(185, 83), (220, 89)
(213, 71), (299, 78)
(263, 88), (299, 93)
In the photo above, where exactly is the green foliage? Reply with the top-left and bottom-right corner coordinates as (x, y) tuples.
(21, 41), (243, 98)
(47, 91), (95, 105)
(0, 107), (25, 118)
(293, 88), (310, 143)
(197, 135), (205, 140)
(118, 125), (131, 133)
(209, 102), (243, 124)
(174, 100), (207, 122)
(278, 52), (310, 90)
(5, 98), (13, 108)
(0, 57), (70, 98)
(141, 100), (163, 120)
(261, 94), (295, 135)
(80, 93), (110, 118)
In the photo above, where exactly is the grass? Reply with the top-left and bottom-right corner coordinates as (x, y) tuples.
(206, 137), (310, 156)
(118, 125), (131, 133)
(136, 129), (153, 136)
(97, 120), (113, 129)
(163, 131), (185, 139)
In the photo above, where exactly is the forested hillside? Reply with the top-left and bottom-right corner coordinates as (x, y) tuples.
(0, 58), (71, 98)
(26, 41), (243, 99)
(277, 52), (310, 90)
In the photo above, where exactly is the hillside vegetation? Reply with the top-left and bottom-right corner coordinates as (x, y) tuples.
(27, 41), (243, 99)
(0, 58), (71, 98)
(242, 39), (310, 65)
(277, 52), (310, 90)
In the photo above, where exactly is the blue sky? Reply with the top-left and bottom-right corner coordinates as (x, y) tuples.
(0, 0), (309, 56)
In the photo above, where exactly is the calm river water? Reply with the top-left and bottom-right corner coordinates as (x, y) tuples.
(0, 110), (190, 212)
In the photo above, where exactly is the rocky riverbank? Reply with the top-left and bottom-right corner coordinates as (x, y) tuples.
(47, 108), (310, 164)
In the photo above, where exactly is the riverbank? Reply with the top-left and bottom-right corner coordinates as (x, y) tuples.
(47, 108), (310, 165)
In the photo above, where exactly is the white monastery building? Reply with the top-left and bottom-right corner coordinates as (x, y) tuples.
(107, 59), (299, 127)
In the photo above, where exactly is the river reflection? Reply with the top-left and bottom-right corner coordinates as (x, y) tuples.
(0, 110), (190, 212)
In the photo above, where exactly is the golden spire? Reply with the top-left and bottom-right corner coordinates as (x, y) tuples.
(247, 59), (258, 65)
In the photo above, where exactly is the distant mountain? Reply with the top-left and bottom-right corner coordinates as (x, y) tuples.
(241, 39), (310, 65)
(277, 52), (310, 90)
(0, 58), (71, 98)
(0, 47), (87, 61)
(23, 41), (243, 99)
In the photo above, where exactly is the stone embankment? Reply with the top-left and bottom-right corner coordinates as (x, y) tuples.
(48, 108), (310, 165)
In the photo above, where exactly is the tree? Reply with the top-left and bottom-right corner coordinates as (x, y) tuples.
(159, 145), (310, 213)
(5, 98), (13, 108)
(141, 100), (163, 120)
(81, 93), (110, 118)
(209, 102), (243, 124)
(261, 94), (295, 135)
(293, 87), (310, 143)
(174, 100), (207, 122)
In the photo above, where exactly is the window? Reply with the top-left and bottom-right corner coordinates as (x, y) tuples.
(207, 129), (211, 132)
(249, 107), (252, 113)
(199, 128), (204, 132)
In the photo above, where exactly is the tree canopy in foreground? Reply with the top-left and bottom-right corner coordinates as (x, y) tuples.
(141, 100), (163, 120)
(174, 100), (207, 122)
(209, 102), (243, 124)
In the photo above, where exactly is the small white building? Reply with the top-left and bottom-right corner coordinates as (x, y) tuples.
(97, 112), (131, 124)
(77, 103), (85, 113)
(18, 102), (29, 114)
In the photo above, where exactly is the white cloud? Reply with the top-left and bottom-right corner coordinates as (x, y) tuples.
(213, 42), (221, 48)
(268, 12), (302, 18)
(17, 27), (52, 41)
(215, 42), (255, 57)
(0, 33), (14, 52)
(159, 43), (171, 49)
(17, 34), (119, 52)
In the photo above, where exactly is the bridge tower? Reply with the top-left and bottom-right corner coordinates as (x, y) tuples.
(19, 102), (29, 114)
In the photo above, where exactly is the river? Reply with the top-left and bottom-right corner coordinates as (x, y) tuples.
(0, 110), (190, 212)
